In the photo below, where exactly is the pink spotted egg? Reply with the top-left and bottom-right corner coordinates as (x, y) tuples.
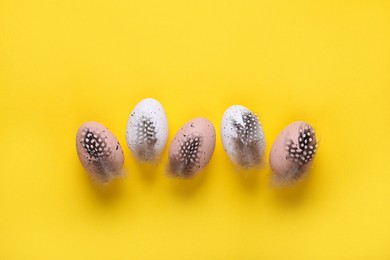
(269, 121), (318, 185)
(168, 118), (216, 178)
(76, 122), (124, 184)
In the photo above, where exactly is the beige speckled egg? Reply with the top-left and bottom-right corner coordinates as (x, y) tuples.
(269, 121), (318, 186)
(168, 118), (216, 178)
(76, 122), (124, 184)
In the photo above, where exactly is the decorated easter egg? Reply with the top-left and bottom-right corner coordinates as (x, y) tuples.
(168, 118), (216, 178)
(221, 105), (265, 168)
(126, 98), (168, 162)
(76, 121), (124, 184)
(269, 121), (318, 185)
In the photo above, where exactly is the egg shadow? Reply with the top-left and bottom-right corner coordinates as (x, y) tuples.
(168, 166), (210, 198)
(134, 161), (159, 184)
(231, 163), (263, 192)
(78, 165), (126, 204)
(271, 172), (312, 207)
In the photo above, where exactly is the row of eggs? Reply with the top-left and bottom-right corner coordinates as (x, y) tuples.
(76, 98), (318, 186)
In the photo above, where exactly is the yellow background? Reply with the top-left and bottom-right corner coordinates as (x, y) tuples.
(1, 0), (390, 259)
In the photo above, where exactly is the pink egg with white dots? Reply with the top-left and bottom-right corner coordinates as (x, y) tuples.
(269, 121), (318, 186)
(76, 122), (124, 184)
(168, 118), (216, 178)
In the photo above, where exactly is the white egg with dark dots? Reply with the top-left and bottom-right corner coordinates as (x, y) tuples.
(76, 121), (124, 184)
(269, 121), (319, 186)
(168, 118), (216, 179)
(126, 98), (168, 162)
(221, 105), (266, 169)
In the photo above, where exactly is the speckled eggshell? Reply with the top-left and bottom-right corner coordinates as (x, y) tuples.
(269, 121), (318, 186)
(76, 122), (124, 184)
(221, 105), (265, 168)
(168, 118), (216, 178)
(126, 98), (168, 162)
